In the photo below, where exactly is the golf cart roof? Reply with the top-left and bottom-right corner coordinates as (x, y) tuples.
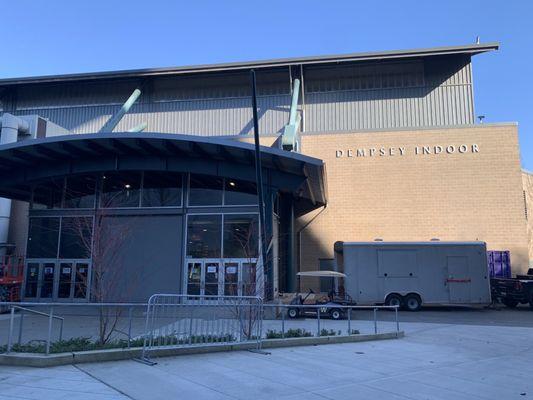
(297, 271), (346, 278)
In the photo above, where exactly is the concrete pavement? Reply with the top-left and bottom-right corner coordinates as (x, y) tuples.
(1, 316), (533, 399)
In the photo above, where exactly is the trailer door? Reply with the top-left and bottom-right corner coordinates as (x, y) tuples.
(446, 256), (471, 303)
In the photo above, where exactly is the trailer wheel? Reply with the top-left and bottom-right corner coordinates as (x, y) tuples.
(288, 308), (299, 319)
(404, 294), (422, 312)
(385, 294), (403, 309)
(502, 298), (518, 308)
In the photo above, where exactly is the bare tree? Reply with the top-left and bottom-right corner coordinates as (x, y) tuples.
(66, 190), (136, 345)
(228, 217), (272, 340)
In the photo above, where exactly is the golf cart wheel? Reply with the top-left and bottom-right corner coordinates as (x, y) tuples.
(404, 294), (422, 312)
(503, 298), (518, 308)
(329, 308), (342, 320)
(529, 292), (533, 310)
(288, 308), (299, 319)
(385, 294), (403, 309)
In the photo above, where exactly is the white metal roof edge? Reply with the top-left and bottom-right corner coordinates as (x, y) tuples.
(0, 43), (499, 86)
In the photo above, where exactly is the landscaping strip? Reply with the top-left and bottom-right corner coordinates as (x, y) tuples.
(0, 331), (404, 367)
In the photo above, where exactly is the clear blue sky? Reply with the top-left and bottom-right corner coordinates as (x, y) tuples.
(1, 0), (532, 169)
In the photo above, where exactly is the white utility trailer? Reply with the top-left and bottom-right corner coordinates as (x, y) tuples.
(334, 241), (491, 311)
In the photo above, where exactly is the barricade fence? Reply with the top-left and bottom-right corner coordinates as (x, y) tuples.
(0, 298), (400, 358)
(140, 294), (264, 362)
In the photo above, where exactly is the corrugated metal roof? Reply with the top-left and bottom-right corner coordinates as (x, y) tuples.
(0, 43), (498, 86)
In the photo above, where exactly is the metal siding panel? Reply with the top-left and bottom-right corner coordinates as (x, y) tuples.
(17, 94), (290, 136)
(10, 57), (474, 135)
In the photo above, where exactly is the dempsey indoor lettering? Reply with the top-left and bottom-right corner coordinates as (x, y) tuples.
(335, 144), (479, 158)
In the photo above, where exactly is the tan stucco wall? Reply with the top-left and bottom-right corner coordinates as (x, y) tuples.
(297, 124), (529, 288)
(523, 170), (533, 268)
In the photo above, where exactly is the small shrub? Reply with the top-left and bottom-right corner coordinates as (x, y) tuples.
(265, 328), (313, 339)
(350, 329), (360, 335)
(319, 329), (337, 337)
(266, 330), (283, 339)
(0, 333), (238, 355)
(286, 328), (313, 338)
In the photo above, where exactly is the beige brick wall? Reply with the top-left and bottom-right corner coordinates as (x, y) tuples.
(297, 124), (529, 288)
(523, 171), (533, 268)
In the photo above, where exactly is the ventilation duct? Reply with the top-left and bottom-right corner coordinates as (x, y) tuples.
(0, 113), (29, 256)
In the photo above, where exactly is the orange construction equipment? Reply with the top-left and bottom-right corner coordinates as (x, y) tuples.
(0, 255), (24, 302)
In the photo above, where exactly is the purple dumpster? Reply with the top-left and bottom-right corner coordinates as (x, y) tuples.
(487, 251), (511, 278)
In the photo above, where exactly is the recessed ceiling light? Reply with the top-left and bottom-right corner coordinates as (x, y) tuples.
(125, 184), (131, 189)
(229, 181), (236, 187)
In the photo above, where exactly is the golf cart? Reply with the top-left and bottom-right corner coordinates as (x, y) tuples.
(287, 271), (355, 320)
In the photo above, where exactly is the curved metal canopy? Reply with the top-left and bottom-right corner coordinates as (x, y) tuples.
(0, 132), (326, 214)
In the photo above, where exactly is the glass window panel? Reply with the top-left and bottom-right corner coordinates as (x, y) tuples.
(27, 217), (60, 258)
(59, 217), (93, 259)
(40, 263), (55, 298)
(187, 262), (201, 295)
(58, 263), (73, 298)
(186, 215), (222, 258)
(188, 174), (223, 206)
(204, 262), (219, 296)
(24, 263), (39, 298)
(223, 214), (259, 258)
(242, 262), (257, 296)
(224, 262), (238, 296)
(142, 171), (182, 207)
(31, 178), (64, 209)
(224, 179), (258, 205)
(64, 175), (96, 208)
(74, 263), (89, 299)
(100, 172), (141, 208)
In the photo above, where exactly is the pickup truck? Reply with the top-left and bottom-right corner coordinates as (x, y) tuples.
(490, 268), (533, 309)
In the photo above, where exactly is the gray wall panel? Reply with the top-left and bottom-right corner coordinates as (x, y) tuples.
(101, 215), (183, 302)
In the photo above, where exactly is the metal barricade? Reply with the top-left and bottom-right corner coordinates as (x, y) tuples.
(140, 294), (263, 363)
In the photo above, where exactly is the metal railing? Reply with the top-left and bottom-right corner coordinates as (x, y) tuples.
(0, 302), (148, 355)
(7, 305), (64, 354)
(262, 304), (400, 338)
(0, 300), (400, 359)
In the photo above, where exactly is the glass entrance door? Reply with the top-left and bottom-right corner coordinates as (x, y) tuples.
(186, 259), (257, 297)
(57, 261), (90, 301)
(24, 260), (90, 301)
(204, 262), (220, 296)
(58, 263), (73, 299)
(40, 263), (55, 298)
(24, 260), (56, 300)
(186, 259), (222, 297)
(223, 262), (238, 296)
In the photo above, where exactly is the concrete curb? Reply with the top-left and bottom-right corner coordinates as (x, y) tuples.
(0, 331), (404, 368)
